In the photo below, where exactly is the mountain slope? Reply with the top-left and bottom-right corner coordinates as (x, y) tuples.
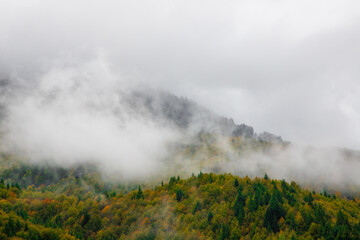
(124, 89), (283, 142)
(0, 173), (359, 240)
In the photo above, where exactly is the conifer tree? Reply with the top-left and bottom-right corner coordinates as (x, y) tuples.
(264, 188), (285, 232)
(4, 216), (16, 237)
(193, 200), (201, 214)
(264, 173), (269, 180)
(334, 209), (351, 240)
(248, 195), (257, 212)
(176, 189), (184, 202)
(220, 224), (230, 240)
(234, 189), (246, 224)
(136, 185), (144, 199)
(234, 178), (239, 188)
(207, 211), (213, 223)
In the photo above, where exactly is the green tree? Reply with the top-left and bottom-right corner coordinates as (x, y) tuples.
(264, 188), (285, 232)
(233, 189), (246, 224)
(207, 211), (214, 223)
(264, 173), (269, 180)
(193, 200), (202, 214)
(176, 189), (184, 202)
(136, 185), (144, 199)
(234, 178), (239, 188)
(248, 195), (257, 212)
(4, 216), (16, 237)
(219, 224), (230, 240)
(334, 209), (351, 240)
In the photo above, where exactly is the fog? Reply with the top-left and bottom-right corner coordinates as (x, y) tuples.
(1, 0), (360, 148)
(1, 1), (360, 185)
(0, 58), (181, 179)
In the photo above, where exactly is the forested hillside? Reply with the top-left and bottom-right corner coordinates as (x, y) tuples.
(1, 0), (360, 239)
(0, 168), (360, 240)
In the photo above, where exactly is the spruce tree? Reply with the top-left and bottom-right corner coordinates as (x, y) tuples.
(248, 195), (257, 212)
(234, 178), (239, 188)
(334, 209), (351, 240)
(136, 185), (144, 199)
(5, 216), (16, 237)
(264, 173), (269, 180)
(193, 200), (201, 214)
(207, 211), (213, 223)
(264, 188), (285, 232)
(234, 189), (246, 224)
(176, 189), (184, 202)
(220, 224), (230, 240)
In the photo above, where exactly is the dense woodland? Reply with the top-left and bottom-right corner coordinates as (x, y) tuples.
(0, 135), (360, 239)
(0, 165), (360, 239)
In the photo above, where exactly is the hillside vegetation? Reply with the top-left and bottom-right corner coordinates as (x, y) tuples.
(0, 169), (360, 239)
(0, 132), (359, 240)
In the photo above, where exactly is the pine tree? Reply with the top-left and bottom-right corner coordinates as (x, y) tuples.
(264, 173), (269, 180)
(207, 211), (214, 223)
(136, 185), (144, 199)
(287, 212), (298, 232)
(254, 185), (264, 207)
(290, 234), (297, 240)
(193, 200), (202, 214)
(248, 195), (257, 212)
(176, 189), (184, 202)
(334, 209), (351, 240)
(264, 190), (271, 205)
(209, 173), (214, 183)
(304, 192), (314, 207)
(234, 190), (246, 224)
(264, 188), (285, 232)
(5, 216), (16, 237)
(314, 204), (327, 225)
(220, 224), (230, 240)
(234, 178), (239, 188)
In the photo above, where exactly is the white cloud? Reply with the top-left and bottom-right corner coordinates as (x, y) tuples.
(1, 0), (360, 149)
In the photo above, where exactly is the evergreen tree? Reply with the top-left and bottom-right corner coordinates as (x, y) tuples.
(136, 185), (144, 199)
(234, 178), (239, 188)
(207, 211), (214, 223)
(264, 173), (269, 180)
(168, 177), (177, 187)
(304, 192), (314, 207)
(290, 234), (297, 240)
(314, 204), (327, 225)
(233, 190), (246, 224)
(264, 190), (271, 205)
(176, 189), (184, 202)
(219, 224), (230, 240)
(264, 189), (285, 232)
(4, 216), (16, 237)
(209, 173), (214, 183)
(193, 200), (202, 214)
(334, 209), (351, 240)
(248, 195), (257, 212)
(254, 185), (264, 207)
(286, 212), (298, 232)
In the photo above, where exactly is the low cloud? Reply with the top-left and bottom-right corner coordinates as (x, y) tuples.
(0, 58), (180, 179)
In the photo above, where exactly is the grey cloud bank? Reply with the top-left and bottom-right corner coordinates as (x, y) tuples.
(1, 0), (360, 150)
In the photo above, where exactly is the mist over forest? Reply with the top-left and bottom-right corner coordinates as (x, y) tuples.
(1, 1), (360, 239)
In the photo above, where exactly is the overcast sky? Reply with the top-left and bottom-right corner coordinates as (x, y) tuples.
(1, 0), (360, 149)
